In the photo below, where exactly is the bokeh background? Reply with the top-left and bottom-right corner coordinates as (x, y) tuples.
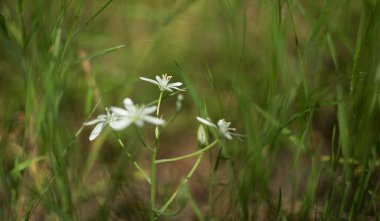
(0, 0), (380, 220)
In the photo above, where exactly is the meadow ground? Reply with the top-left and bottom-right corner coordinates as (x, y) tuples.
(0, 1), (380, 220)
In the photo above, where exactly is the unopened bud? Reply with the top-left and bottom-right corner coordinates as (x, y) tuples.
(155, 126), (160, 140)
(197, 125), (208, 146)
(176, 94), (184, 112)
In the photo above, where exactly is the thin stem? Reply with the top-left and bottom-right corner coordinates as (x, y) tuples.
(146, 90), (183, 107)
(133, 125), (152, 150)
(150, 91), (164, 221)
(150, 149), (157, 221)
(156, 91), (163, 116)
(158, 152), (204, 216)
(155, 140), (218, 164)
(113, 131), (151, 184)
(208, 145), (223, 218)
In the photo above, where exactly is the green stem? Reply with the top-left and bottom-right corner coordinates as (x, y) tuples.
(150, 148), (157, 221)
(155, 140), (218, 164)
(208, 145), (223, 217)
(133, 125), (149, 149)
(113, 131), (151, 184)
(150, 91), (164, 221)
(156, 91), (163, 116)
(158, 152), (205, 216)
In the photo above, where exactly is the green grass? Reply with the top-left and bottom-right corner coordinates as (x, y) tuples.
(0, 0), (380, 220)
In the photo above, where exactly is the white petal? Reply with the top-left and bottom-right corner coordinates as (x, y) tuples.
(135, 119), (145, 127)
(168, 82), (182, 87)
(83, 117), (105, 126)
(109, 117), (132, 130)
(224, 132), (233, 140)
(170, 86), (186, 91)
(155, 75), (162, 83)
(123, 98), (137, 112)
(139, 77), (159, 85)
(196, 117), (216, 127)
(231, 132), (244, 141)
(217, 119), (228, 127)
(143, 115), (165, 125)
(164, 87), (173, 92)
(141, 106), (157, 115)
(110, 106), (129, 116)
(123, 98), (134, 107)
(89, 122), (106, 141)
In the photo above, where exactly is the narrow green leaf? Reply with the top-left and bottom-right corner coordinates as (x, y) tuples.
(11, 156), (45, 179)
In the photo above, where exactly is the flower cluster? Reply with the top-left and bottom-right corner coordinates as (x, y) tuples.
(84, 74), (241, 141)
(140, 74), (185, 92)
(196, 117), (242, 140)
(84, 98), (164, 141)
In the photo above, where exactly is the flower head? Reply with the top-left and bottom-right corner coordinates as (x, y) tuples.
(110, 98), (165, 130)
(140, 74), (185, 92)
(216, 119), (235, 140)
(196, 117), (241, 140)
(83, 108), (117, 141)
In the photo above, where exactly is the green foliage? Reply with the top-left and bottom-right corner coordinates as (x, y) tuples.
(0, 0), (379, 220)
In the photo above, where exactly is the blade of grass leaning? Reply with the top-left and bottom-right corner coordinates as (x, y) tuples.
(70, 0), (113, 40)
(10, 156), (45, 179)
(285, 0), (308, 99)
(175, 61), (205, 114)
(0, 13), (9, 37)
(299, 156), (318, 219)
(349, 147), (377, 220)
(205, 64), (224, 115)
(303, 0), (333, 57)
(67, 44), (126, 67)
(350, 1), (366, 96)
(276, 188), (284, 221)
(336, 69), (351, 218)
(325, 14), (353, 217)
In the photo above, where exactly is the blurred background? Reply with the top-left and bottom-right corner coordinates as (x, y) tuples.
(0, 0), (380, 220)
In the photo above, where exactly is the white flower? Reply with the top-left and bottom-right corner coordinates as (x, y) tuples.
(110, 98), (165, 130)
(83, 108), (117, 141)
(196, 117), (241, 140)
(139, 74), (185, 92)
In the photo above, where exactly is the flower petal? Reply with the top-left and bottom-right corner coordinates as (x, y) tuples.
(123, 98), (137, 112)
(217, 119), (229, 127)
(224, 132), (233, 140)
(109, 117), (132, 130)
(83, 117), (105, 126)
(141, 106), (157, 115)
(170, 86), (186, 91)
(231, 132), (244, 141)
(135, 119), (145, 127)
(143, 115), (165, 125)
(164, 87), (173, 92)
(155, 75), (162, 83)
(89, 122), (106, 141)
(123, 98), (134, 107)
(196, 117), (216, 128)
(168, 82), (182, 87)
(139, 77), (159, 85)
(110, 106), (129, 116)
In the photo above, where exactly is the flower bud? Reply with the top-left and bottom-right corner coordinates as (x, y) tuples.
(197, 125), (208, 146)
(155, 126), (160, 140)
(176, 94), (184, 112)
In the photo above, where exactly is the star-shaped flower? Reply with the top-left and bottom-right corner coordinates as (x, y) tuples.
(196, 117), (241, 140)
(83, 108), (118, 141)
(110, 98), (165, 129)
(139, 74), (185, 92)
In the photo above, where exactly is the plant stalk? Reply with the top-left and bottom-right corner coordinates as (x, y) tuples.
(150, 91), (163, 221)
